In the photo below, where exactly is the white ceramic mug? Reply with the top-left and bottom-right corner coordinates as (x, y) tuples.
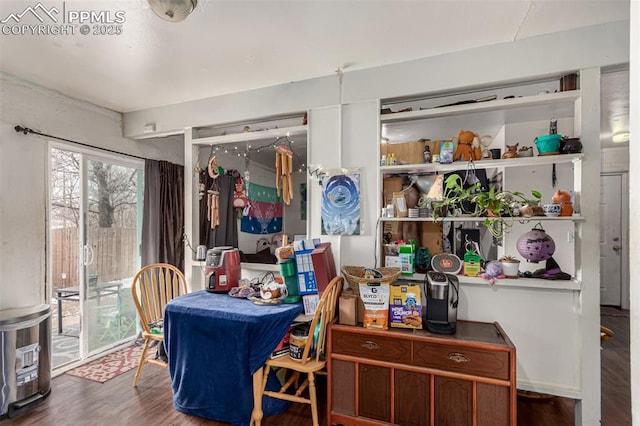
(543, 203), (561, 217)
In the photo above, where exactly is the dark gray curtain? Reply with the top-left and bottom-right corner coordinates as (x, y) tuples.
(199, 171), (238, 249)
(142, 160), (184, 270)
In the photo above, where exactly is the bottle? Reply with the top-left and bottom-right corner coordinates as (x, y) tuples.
(550, 118), (558, 135)
(380, 154), (387, 166)
(423, 146), (431, 164)
(390, 153), (397, 165)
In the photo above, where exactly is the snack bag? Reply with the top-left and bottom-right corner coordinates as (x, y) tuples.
(359, 281), (390, 329)
(389, 283), (423, 329)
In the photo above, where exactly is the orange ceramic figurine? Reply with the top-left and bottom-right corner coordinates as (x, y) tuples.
(502, 143), (519, 159)
(552, 190), (573, 216)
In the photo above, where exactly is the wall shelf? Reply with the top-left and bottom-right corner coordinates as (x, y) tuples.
(380, 153), (583, 175)
(191, 124), (307, 146)
(380, 90), (581, 124)
(381, 215), (585, 223)
(396, 273), (582, 291)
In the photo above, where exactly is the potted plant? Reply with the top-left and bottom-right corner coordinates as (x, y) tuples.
(432, 174), (542, 238)
(499, 255), (521, 278)
(430, 174), (479, 219)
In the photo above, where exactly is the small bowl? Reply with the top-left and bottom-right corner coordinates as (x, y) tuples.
(518, 146), (533, 157)
(543, 203), (561, 217)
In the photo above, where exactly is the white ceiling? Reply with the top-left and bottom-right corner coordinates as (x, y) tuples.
(0, 0), (630, 151)
(0, 0), (630, 114)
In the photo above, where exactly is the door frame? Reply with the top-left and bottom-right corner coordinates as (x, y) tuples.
(601, 171), (630, 309)
(47, 141), (144, 364)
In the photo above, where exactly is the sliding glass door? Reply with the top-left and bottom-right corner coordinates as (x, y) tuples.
(49, 145), (143, 368)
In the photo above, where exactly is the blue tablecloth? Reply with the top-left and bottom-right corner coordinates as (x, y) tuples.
(164, 290), (303, 426)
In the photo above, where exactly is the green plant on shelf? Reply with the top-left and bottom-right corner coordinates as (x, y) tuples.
(431, 174), (541, 238)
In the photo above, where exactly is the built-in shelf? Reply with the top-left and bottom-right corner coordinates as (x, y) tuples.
(192, 261), (280, 272)
(191, 125), (307, 146)
(381, 215), (585, 223)
(380, 90), (581, 124)
(380, 153), (583, 175)
(396, 273), (582, 291)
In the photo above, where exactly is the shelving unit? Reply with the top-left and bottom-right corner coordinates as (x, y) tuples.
(376, 76), (593, 406)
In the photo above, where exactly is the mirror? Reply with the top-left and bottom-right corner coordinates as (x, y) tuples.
(195, 115), (308, 263)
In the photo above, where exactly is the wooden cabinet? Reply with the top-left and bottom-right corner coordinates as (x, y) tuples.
(327, 321), (516, 426)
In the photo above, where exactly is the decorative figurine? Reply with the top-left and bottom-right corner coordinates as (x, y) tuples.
(502, 143), (519, 159)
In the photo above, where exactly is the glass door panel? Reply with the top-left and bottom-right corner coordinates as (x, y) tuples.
(85, 157), (142, 354)
(50, 148), (81, 368)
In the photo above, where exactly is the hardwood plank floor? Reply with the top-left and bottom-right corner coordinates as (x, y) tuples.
(3, 308), (630, 425)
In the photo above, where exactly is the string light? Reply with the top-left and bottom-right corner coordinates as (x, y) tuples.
(207, 135), (319, 178)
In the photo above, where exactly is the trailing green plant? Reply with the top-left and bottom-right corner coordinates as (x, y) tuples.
(431, 174), (541, 238)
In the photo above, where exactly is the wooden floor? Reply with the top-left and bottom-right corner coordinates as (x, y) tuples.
(3, 307), (630, 425)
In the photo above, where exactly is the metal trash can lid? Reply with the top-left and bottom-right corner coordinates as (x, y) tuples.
(0, 304), (51, 327)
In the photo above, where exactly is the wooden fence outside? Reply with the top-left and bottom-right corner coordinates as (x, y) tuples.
(51, 227), (138, 289)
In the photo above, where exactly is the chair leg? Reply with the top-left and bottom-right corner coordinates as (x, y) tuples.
(133, 338), (151, 387)
(308, 372), (318, 426)
(261, 365), (271, 392)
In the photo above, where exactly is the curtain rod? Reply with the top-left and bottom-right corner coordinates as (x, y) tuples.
(14, 125), (147, 161)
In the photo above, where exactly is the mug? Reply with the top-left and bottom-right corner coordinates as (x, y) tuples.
(490, 148), (501, 159)
(543, 203), (562, 217)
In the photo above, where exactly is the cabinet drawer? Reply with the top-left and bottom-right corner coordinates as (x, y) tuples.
(413, 342), (509, 380)
(332, 331), (411, 364)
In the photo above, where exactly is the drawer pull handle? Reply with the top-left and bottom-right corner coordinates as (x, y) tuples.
(448, 352), (470, 363)
(361, 341), (380, 350)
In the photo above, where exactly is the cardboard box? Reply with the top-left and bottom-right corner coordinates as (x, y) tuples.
(389, 283), (423, 329)
(381, 140), (426, 165)
(385, 255), (401, 268)
(420, 222), (443, 256)
(383, 177), (404, 205)
(383, 221), (403, 242)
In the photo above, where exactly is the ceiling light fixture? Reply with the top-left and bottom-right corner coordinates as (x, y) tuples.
(612, 132), (630, 143)
(148, 0), (197, 22)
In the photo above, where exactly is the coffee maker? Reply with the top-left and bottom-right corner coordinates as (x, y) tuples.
(425, 271), (459, 334)
(205, 247), (241, 293)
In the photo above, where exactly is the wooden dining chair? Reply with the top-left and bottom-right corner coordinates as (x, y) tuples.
(131, 263), (187, 387)
(259, 276), (343, 426)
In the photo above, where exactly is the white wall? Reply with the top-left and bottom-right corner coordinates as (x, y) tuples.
(0, 74), (182, 310)
(601, 146), (629, 173)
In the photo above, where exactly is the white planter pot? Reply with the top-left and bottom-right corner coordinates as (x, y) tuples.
(500, 261), (520, 278)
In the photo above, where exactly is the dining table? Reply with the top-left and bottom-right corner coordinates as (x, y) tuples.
(164, 290), (304, 426)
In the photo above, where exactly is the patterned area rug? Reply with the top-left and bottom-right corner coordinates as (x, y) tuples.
(66, 345), (152, 383)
